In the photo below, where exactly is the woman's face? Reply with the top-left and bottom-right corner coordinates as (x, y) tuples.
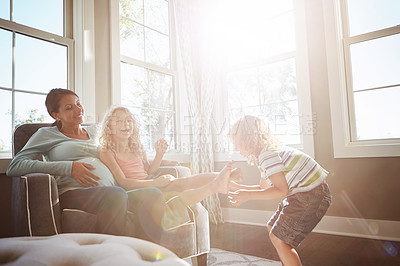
(109, 109), (135, 141)
(52, 94), (84, 126)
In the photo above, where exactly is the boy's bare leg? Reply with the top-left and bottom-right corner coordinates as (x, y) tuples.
(178, 161), (233, 206)
(267, 225), (302, 266)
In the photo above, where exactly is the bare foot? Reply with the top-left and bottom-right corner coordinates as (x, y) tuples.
(214, 161), (234, 194)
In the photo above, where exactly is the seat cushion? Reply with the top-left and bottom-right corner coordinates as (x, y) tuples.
(0, 233), (189, 265)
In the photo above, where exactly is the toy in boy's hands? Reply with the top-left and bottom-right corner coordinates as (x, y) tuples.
(230, 167), (243, 182)
(155, 138), (168, 155)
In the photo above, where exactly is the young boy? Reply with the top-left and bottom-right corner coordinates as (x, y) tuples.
(227, 115), (332, 266)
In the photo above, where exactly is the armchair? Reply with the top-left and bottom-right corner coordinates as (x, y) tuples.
(9, 123), (209, 264)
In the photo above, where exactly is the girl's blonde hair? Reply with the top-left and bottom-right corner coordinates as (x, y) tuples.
(228, 115), (278, 161)
(99, 106), (144, 156)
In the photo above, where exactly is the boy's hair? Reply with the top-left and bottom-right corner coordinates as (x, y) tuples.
(228, 115), (278, 158)
(99, 106), (144, 156)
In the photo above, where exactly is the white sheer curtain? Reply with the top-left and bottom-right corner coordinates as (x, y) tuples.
(173, 0), (224, 224)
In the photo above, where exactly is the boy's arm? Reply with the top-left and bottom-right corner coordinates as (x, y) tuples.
(228, 172), (289, 206)
(230, 176), (272, 191)
(229, 181), (262, 191)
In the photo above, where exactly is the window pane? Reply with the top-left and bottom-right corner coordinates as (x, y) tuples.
(120, 17), (145, 60)
(121, 64), (175, 151)
(0, 29), (12, 89)
(14, 92), (53, 127)
(148, 70), (173, 110)
(127, 107), (175, 151)
(353, 87), (400, 140)
(121, 63), (148, 107)
(15, 34), (68, 93)
(0, 90), (12, 152)
(0, 0), (10, 20)
(211, 0), (295, 67)
(13, 0), (64, 36)
(120, 0), (143, 24)
(258, 59), (297, 103)
(261, 100), (301, 145)
(350, 34), (400, 91)
(257, 11), (296, 60)
(145, 28), (170, 67)
(262, 0), (293, 19)
(228, 58), (300, 145)
(145, 0), (169, 34)
(347, 0), (400, 36)
(142, 109), (175, 151)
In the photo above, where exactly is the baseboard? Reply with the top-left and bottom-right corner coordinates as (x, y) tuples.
(222, 208), (400, 242)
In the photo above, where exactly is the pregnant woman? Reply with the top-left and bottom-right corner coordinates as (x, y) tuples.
(6, 88), (166, 241)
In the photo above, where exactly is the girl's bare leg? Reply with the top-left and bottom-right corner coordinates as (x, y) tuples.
(162, 173), (217, 192)
(178, 161), (233, 206)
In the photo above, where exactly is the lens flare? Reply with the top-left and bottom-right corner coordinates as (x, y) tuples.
(154, 251), (163, 261)
(383, 241), (399, 257)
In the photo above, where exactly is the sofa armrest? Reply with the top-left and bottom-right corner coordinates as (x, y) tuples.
(11, 173), (62, 236)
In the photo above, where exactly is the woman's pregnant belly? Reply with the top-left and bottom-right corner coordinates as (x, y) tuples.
(75, 158), (116, 187)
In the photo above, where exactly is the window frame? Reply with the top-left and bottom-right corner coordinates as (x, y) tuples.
(0, 0), (74, 159)
(111, 0), (183, 155)
(215, 0), (315, 161)
(323, 0), (400, 158)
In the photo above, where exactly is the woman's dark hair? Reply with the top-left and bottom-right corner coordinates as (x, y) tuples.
(45, 88), (78, 129)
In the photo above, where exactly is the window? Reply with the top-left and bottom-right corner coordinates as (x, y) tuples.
(0, 0), (73, 158)
(324, 0), (400, 157)
(212, 0), (314, 157)
(118, 0), (176, 151)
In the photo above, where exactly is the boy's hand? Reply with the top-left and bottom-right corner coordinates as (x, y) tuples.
(229, 180), (241, 191)
(155, 138), (168, 155)
(228, 190), (251, 206)
(230, 168), (242, 182)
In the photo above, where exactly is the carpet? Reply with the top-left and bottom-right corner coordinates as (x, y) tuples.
(185, 248), (281, 265)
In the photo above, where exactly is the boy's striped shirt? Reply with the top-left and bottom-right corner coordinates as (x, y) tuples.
(257, 146), (328, 195)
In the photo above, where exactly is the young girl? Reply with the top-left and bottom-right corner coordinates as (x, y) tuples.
(227, 115), (332, 266)
(99, 106), (239, 207)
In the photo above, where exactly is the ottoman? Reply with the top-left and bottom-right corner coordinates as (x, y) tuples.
(0, 233), (190, 265)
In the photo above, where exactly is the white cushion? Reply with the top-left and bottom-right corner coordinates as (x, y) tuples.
(0, 233), (189, 265)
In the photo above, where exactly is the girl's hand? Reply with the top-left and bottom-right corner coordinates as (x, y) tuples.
(228, 190), (251, 206)
(230, 168), (243, 182)
(153, 174), (175, 187)
(155, 139), (168, 155)
(71, 162), (101, 187)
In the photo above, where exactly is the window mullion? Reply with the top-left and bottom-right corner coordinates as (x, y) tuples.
(11, 30), (15, 145)
(344, 26), (400, 46)
(120, 55), (175, 75)
(0, 19), (73, 47)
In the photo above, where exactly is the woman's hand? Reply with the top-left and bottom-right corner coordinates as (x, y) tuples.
(153, 174), (175, 188)
(228, 190), (251, 206)
(71, 162), (101, 187)
(154, 139), (168, 156)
